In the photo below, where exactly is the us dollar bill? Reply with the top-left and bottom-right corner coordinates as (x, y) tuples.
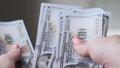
(33, 3), (82, 68)
(61, 10), (104, 68)
(61, 8), (110, 68)
(0, 20), (34, 68)
(33, 3), (110, 68)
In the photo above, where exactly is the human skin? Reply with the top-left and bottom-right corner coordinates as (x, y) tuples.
(72, 35), (120, 68)
(0, 35), (120, 68)
(0, 44), (21, 68)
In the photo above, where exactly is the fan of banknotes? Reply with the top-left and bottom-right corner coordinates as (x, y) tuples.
(0, 3), (110, 68)
(33, 3), (110, 68)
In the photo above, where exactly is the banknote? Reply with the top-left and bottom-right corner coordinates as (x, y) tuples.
(61, 9), (110, 68)
(61, 11), (103, 68)
(33, 5), (62, 68)
(0, 20), (34, 68)
(33, 3), (82, 68)
(33, 3), (110, 68)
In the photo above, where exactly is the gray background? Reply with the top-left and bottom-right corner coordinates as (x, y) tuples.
(0, 0), (120, 47)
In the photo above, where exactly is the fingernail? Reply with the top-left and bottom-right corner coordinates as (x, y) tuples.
(72, 37), (83, 45)
(12, 44), (20, 49)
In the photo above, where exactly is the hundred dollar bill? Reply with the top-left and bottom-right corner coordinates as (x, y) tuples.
(62, 13), (103, 68)
(61, 8), (110, 68)
(34, 6), (62, 68)
(0, 20), (34, 68)
(33, 3), (110, 68)
(33, 3), (82, 68)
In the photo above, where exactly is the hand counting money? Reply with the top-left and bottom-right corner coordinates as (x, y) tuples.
(0, 20), (34, 68)
(33, 3), (110, 68)
(0, 3), (111, 68)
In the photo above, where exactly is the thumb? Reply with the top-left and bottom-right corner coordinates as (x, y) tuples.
(72, 37), (90, 58)
(4, 44), (21, 62)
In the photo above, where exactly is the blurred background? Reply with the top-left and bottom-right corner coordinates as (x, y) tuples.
(0, 0), (120, 47)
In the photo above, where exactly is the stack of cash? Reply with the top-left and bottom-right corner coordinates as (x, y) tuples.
(0, 3), (111, 68)
(33, 3), (111, 68)
(0, 20), (34, 68)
